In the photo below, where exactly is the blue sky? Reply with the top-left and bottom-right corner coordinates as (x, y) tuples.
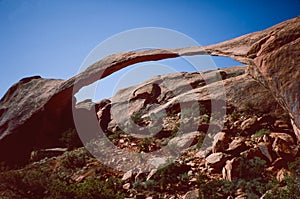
(0, 0), (299, 101)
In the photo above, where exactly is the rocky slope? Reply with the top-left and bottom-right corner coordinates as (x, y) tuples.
(1, 63), (299, 198)
(0, 65), (299, 198)
(0, 17), (299, 198)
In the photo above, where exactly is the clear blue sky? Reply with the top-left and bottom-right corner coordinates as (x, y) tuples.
(0, 0), (299, 101)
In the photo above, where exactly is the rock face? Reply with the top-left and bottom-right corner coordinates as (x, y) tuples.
(0, 16), (299, 164)
(0, 76), (74, 163)
(208, 17), (300, 140)
(104, 68), (283, 136)
(250, 18), (300, 141)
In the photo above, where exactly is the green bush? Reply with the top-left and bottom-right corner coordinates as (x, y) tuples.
(243, 101), (255, 115)
(0, 161), (11, 172)
(254, 129), (271, 138)
(61, 149), (92, 169)
(156, 156), (300, 199)
(196, 133), (205, 149)
(263, 176), (300, 199)
(131, 112), (144, 124)
(230, 110), (240, 122)
(197, 173), (234, 199)
(0, 158), (125, 199)
(59, 128), (83, 150)
(237, 156), (266, 180)
(197, 157), (271, 198)
(133, 162), (190, 193)
(0, 164), (53, 198)
(48, 177), (125, 199)
(264, 157), (300, 199)
(151, 162), (190, 191)
(138, 137), (154, 152)
(108, 129), (123, 140)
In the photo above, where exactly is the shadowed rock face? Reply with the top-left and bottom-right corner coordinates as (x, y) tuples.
(0, 16), (299, 164)
(0, 76), (75, 163)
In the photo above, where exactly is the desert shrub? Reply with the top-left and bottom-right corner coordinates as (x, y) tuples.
(0, 169), (25, 194)
(131, 112), (144, 124)
(243, 101), (255, 115)
(196, 133), (205, 149)
(234, 178), (270, 197)
(197, 176), (270, 198)
(288, 157), (300, 174)
(0, 164), (54, 198)
(230, 110), (240, 121)
(253, 128), (271, 138)
(0, 161), (11, 172)
(132, 179), (157, 192)
(61, 149), (92, 169)
(227, 71), (245, 78)
(108, 129), (123, 140)
(0, 161), (125, 199)
(48, 177), (124, 199)
(143, 179), (156, 189)
(131, 162), (191, 193)
(237, 156), (266, 180)
(59, 128), (83, 150)
(263, 176), (300, 198)
(151, 162), (190, 191)
(197, 173), (234, 199)
(137, 137), (157, 152)
(21, 169), (51, 198)
(0, 146), (126, 199)
(280, 112), (291, 123)
(197, 157), (270, 198)
(263, 163), (300, 199)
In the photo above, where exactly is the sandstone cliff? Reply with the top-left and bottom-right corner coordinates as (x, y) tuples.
(0, 16), (299, 165)
(0, 17), (299, 199)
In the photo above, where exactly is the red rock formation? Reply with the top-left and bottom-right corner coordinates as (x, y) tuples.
(0, 16), (299, 164)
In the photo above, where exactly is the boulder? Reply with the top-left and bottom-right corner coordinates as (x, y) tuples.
(205, 152), (229, 172)
(274, 120), (290, 129)
(107, 70), (283, 139)
(276, 168), (291, 182)
(212, 132), (230, 153)
(122, 169), (133, 181)
(96, 99), (111, 133)
(183, 189), (199, 199)
(241, 148), (270, 164)
(269, 132), (295, 144)
(30, 148), (67, 162)
(222, 158), (236, 181)
(234, 191), (248, 199)
(196, 146), (212, 158)
(168, 131), (199, 150)
(272, 136), (297, 159)
(240, 116), (258, 132)
(226, 137), (248, 155)
(257, 142), (274, 163)
(122, 183), (131, 190)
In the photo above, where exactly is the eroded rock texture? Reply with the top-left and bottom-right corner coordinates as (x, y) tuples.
(0, 16), (299, 164)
